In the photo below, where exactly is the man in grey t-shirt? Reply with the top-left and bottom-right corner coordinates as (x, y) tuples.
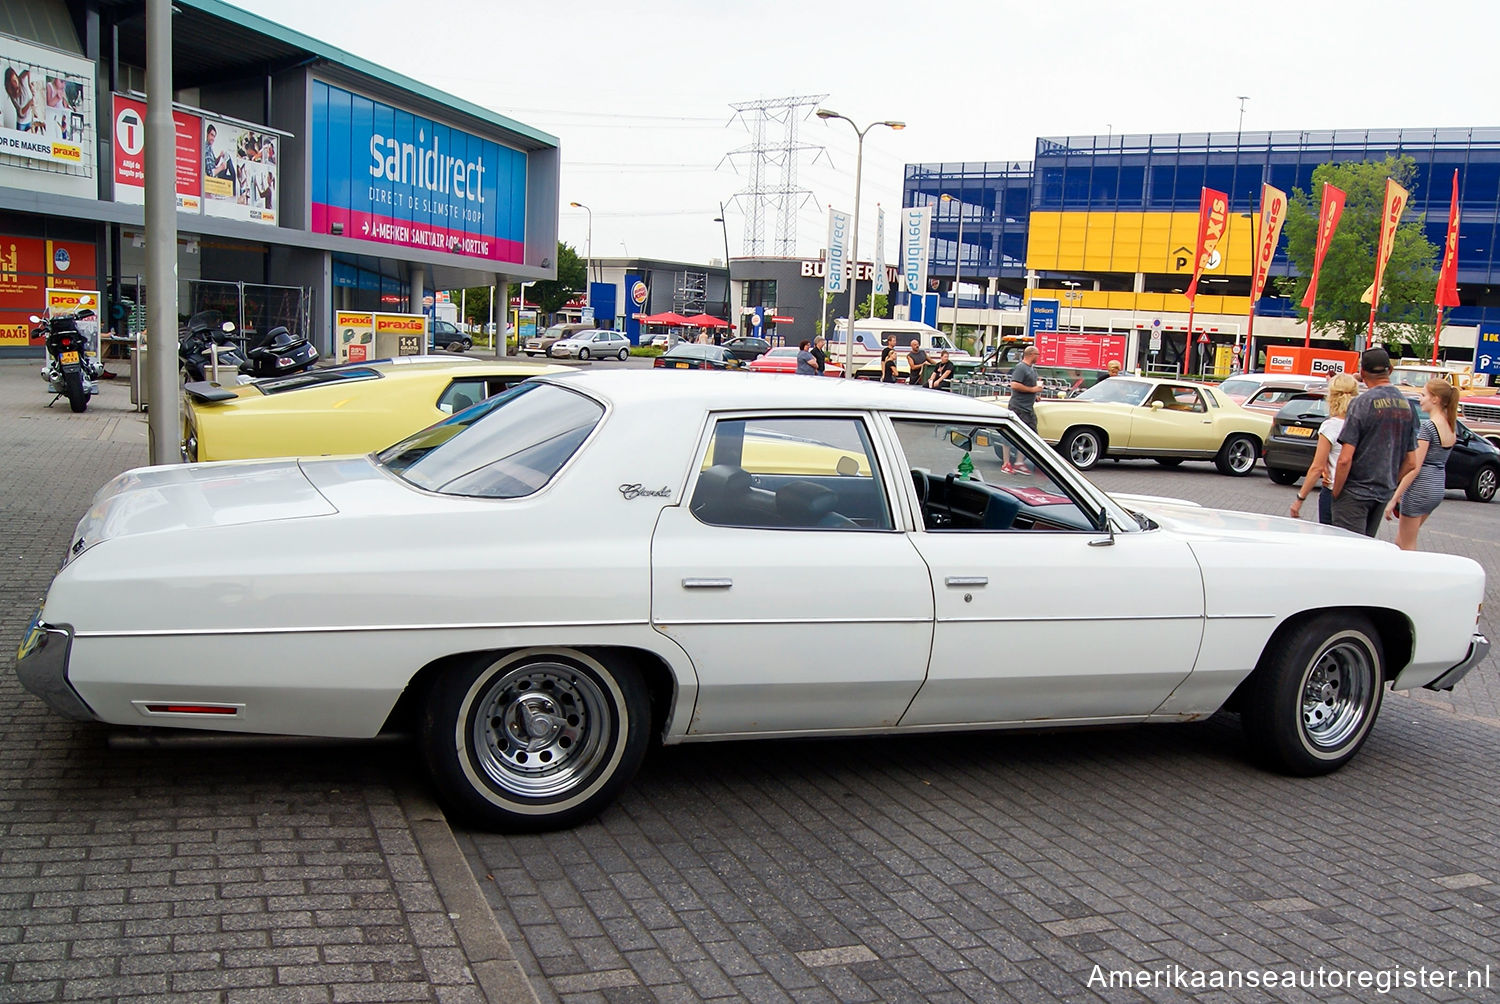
(1008, 346), (1043, 432)
(1331, 346), (1419, 537)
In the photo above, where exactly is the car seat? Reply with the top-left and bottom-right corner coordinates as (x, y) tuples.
(776, 480), (857, 528)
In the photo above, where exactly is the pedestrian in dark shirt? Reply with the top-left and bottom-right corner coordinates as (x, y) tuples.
(1330, 346), (1420, 537)
(906, 339), (928, 385)
(811, 335), (828, 375)
(1007, 346), (1042, 433)
(928, 350), (955, 390)
(795, 340), (818, 375)
(880, 335), (899, 383)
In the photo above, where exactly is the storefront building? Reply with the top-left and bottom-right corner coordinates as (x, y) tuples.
(906, 128), (1500, 371)
(721, 255), (899, 346)
(1, 0), (558, 359)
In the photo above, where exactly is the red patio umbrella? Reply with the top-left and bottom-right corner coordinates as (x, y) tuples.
(634, 311), (695, 326)
(683, 313), (730, 328)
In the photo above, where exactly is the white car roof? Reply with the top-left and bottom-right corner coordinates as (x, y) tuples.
(537, 369), (1011, 419)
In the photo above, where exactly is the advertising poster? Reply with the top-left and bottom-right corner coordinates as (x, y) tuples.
(310, 80), (527, 264)
(0, 237), (99, 345)
(45, 287), (100, 351)
(336, 310), (374, 363)
(1035, 330), (1126, 369)
(201, 116), (278, 225)
(373, 312), (425, 358)
(112, 94), (203, 211)
(0, 35), (95, 198)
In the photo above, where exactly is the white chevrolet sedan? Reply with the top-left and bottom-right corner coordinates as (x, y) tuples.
(18, 371), (1488, 831)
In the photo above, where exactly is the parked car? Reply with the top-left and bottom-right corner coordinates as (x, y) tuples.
(1034, 375), (1273, 475)
(1263, 394), (1500, 502)
(549, 330), (631, 360)
(19, 371), (1487, 832)
(1217, 372), (1326, 405)
(1390, 363), (1481, 395)
(524, 322), (594, 357)
(429, 319), (472, 352)
(1241, 380), (1330, 414)
(747, 346), (844, 377)
(1457, 394), (1500, 449)
(653, 343), (745, 370)
(721, 336), (771, 362)
(180, 357), (564, 462)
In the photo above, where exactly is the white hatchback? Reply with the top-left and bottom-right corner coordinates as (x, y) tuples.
(549, 329), (630, 360)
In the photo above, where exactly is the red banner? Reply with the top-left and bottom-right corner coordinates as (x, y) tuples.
(1184, 187), (1229, 304)
(1250, 184), (1287, 303)
(1436, 170), (1461, 309)
(1363, 178), (1409, 317)
(1300, 183), (1346, 309)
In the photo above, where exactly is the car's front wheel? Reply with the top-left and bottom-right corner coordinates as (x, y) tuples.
(1267, 467), (1299, 486)
(578, 347), (590, 360)
(1467, 464), (1498, 502)
(1240, 614), (1384, 775)
(618, 348), (629, 361)
(420, 649), (650, 832)
(1215, 434), (1259, 476)
(1061, 428), (1104, 470)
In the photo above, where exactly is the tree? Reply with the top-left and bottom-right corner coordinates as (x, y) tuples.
(1283, 155), (1439, 347)
(856, 292), (889, 321)
(528, 242), (587, 317)
(452, 286), (490, 327)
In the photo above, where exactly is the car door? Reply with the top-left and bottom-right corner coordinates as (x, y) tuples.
(889, 416), (1204, 725)
(651, 413), (934, 735)
(1129, 383), (1211, 452)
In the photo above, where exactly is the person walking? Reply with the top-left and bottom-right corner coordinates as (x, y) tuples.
(1007, 346), (1043, 433)
(795, 339), (819, 375)
(1384, 378), (1458, 550)
(1330, 346), (1420, 537)
(811, 335), (828, 375)
(906, 339), (928, 385)
(1289, 373), (1358, 525)
(880, 335), (899, 383)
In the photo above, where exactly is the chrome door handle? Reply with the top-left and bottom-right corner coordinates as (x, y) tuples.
(945, 576), (988, 587)
(683, 577), (733, 589)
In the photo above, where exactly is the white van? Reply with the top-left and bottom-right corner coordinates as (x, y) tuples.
(825, 318), (972, 360)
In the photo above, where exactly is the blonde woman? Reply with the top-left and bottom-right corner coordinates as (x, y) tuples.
(1289, 373), (1358, 525)
(1384, 378), (1458, 550)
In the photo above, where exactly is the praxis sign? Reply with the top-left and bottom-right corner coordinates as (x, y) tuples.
(310, 81), (527, 264)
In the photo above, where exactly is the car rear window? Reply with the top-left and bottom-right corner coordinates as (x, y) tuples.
(377, 382), (603, 498)
(252, 367), (381, 395)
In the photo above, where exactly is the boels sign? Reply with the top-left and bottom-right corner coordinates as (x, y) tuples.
(1265, 346), (1359, 377)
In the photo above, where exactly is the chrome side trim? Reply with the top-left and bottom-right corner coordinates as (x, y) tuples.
(75, 618), (648, 639)
(1425, 633), (1490, 691)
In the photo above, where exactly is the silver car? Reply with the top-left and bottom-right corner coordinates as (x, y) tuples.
(550, 329), (631, 360)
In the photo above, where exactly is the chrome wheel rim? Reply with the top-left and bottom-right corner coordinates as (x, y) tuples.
(471, 660), (611, 798)
(1069, 434), (1098, 467)
(1229, 439), (1255, 473)
(1479, 468), (1497, 500)
(1300, 639), (1374, 750)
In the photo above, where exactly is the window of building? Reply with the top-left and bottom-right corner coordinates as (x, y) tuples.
(746, 279), (777, 309)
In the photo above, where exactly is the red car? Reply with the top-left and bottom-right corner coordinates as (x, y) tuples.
(746, 346), (844, 377)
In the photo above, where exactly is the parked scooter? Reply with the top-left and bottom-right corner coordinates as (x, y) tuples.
(35, 298), (104, 413)
(243, 325), (318, 378)
(179, 310), (248, 383)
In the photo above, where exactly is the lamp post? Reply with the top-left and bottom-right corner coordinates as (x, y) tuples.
(940, 192), (964, 340)
(569, 201), (593, 285)
(514, 279), (536, 356)
(1061, 280), (1082, 332)
(713, 202), (733, 333)
(816, 108), (905, 377)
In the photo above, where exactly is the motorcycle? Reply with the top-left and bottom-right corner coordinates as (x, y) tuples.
(179, 310), (248, 383)
(35, 299), (104, 413)
(243, 325), (318, 378)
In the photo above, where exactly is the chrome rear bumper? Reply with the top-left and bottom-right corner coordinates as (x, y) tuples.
(15, 613), (96, 722)
(1424, 633), (1490, 692)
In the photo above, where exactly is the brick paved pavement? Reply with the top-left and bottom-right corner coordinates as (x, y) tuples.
(462, 457), (1500, 1002)
(0, 363), (537, 1003)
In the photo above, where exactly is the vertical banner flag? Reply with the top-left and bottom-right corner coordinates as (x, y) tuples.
(825, 207), (851, 297)
(1436, 170), (1461, 310)
(1362, 178), (1410, 316)
(872, 207), (888, 297)
(901, 205), (931, 296)
(1250, 184), (1288, 303)
(1300, 183), (1347, 310)
(1183, 188), (1229, 304)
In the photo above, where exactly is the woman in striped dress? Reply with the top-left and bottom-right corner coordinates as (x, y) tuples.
(1385, 378), (1458, 551)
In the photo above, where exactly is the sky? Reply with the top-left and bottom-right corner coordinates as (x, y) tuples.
(232, 0), (1499, 270)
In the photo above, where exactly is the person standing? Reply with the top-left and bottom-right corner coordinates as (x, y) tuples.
(1384, 378), (1458, 550)
(880, 335), (899, 383)
(811, 335), (828, 375)
(1289, 373), (1358, 525)
(1101, 360), (1121, 380)
(906, 338), (928, 385)
(1330, 347), (1420, 537)
(795, 339), (818, 375)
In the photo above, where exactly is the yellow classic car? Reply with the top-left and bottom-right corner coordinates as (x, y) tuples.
(181, 357), (565, 462)
(1033, 375), (1274, 476)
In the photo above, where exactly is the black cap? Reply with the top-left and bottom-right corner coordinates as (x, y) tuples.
(1360, 346), (1392, 374)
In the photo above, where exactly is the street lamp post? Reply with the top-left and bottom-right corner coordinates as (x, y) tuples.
(568, 200), (593, 287)
(1061, 280), (1082, 332)
(941, 192), (964, 340)
(514, 279), (536, 356)
(816, 108), (905, 377)
(714, 202), (733, 333)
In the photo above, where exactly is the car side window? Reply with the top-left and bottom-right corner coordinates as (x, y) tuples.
(437, 378), (488, 414)
(691, 416), (891, 531)
(891, 419), (1100, 532)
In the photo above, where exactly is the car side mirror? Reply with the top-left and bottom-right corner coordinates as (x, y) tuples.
(948, 430), (973, 451)
(1150, 401), (1164, 410)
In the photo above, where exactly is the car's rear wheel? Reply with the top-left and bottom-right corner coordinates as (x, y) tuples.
(1215, 434), (1259, 476)
(618, 348), (629, 361)
(1467, 464), (1498, 502)
(420, 649), (650, 832)
(1267, 467), (1299, 486)
(1154, 458), (1184, 469)
(1240, 614), (1384, 775)
(1061, 428), (1104, 470)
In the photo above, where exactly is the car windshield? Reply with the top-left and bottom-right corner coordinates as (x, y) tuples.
(1391, 368), (1439, 388)
(377, 382), (603, 498)
(1076, 378), (1151, 406)
(1218, 377), (1257, 398)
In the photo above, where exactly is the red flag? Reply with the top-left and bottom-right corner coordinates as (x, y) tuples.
(1436, 170), (1461, 309)
(1300, 183), (1347, 310)
(1250, 184), (1287, 303)
(1362, 178), (1410, 309)
(1184, 187), (1229, 304)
